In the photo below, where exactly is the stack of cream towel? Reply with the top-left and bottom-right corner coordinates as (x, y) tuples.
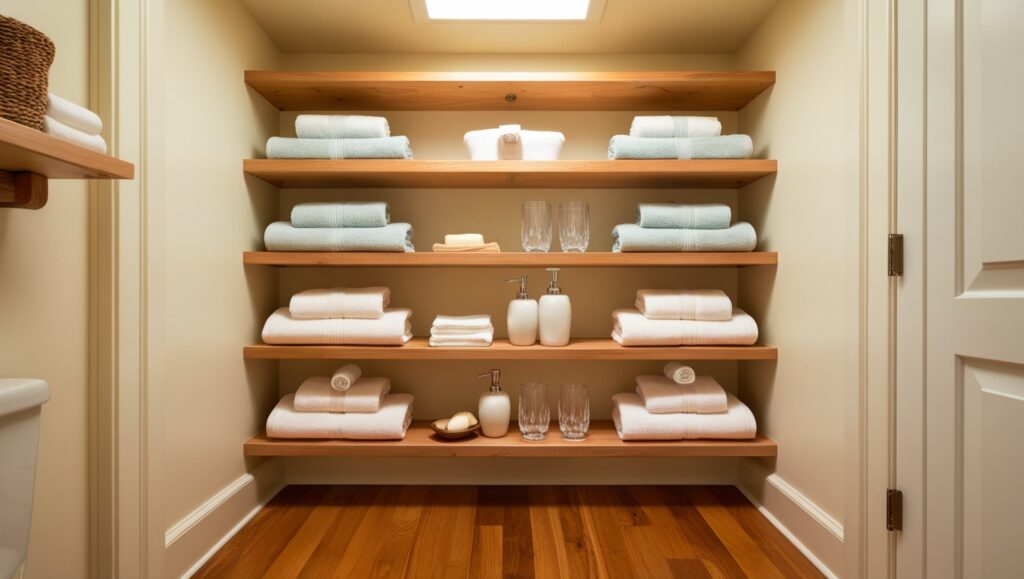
(265, 201), (414, 252)
(44, 93), (107, 153)
(608, 115), (753, 160)
(266, 366), (413, 440)
(429, 314), (493, 347)
(612, 289), (759, 346)
(266, 114), (413, 159)
(612, 203), (756, 252)
(262, 287), (412, 345)
(432, 233), (501, 253)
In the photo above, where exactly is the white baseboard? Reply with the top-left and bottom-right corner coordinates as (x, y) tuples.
(164, 459), (285, 579)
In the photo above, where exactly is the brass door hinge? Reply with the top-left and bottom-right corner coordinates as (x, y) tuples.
(888, 234), (904, 276)
(887, 489), (903, 531)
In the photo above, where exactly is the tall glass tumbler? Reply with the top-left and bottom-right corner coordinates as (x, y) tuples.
(521, 201), (552, 252)
(558, 384), (590, 440)
(558, 201), (590, 252)
(518, 382), (550, 441)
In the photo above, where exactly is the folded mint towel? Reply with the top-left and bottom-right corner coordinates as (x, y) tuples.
(265, 222), (414, 252)
(608, 134), (753, 160)
(266, 136), (413, 159)
(612, 222), (756, 252)
(295, 115), (390, 139)
(629, 116), (722, 139)
(636, 203), (731, 229)
(291, 202), (390, 228)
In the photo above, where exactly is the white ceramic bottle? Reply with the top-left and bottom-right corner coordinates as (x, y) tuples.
(539, 268), (572, 347)
(505, 275), (539, 346)
(477, 369), (511, 437)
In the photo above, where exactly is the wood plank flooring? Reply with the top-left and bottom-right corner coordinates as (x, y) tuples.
(194, 485), (823, 579)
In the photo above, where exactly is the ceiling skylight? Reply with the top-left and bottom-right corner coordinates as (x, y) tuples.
(418, 0), (596, 21)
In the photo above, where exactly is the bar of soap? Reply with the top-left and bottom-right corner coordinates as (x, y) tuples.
(453, 411), (478, 427)
(447, 414), (471, 431)
(445, 233), (484, 246)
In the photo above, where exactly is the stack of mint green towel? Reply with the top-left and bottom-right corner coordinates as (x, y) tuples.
(608, 115), (753, 160)
(265, 202), (414, 252)
(612, 203), (756, 252)
(266, 114), (413, 159)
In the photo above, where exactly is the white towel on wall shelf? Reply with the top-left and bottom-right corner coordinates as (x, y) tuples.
(266, 393), (413, 440)
(330, 364), (361, 391)
(611, 308), (758, 347)
(663, 362), (696, 385)
(289, 287), (391, 320)
(612, 392), (756, 440)
(635, 289), (733, 321)
(634, 375), (728, 414)
(261, 307), (412, 346)
(293, 376), (391, 414)
(431, 314), (492, 332)
(47, 93), (103, 135)
(43, 116), (107, 153)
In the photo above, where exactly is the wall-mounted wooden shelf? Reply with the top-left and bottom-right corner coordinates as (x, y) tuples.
(245, 71), (776, 111)
(243, 251), (778, 268)
(243, 421), (777, 458)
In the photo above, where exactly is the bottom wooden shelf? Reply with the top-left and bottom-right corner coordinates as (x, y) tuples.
(243, 421), (777, 458)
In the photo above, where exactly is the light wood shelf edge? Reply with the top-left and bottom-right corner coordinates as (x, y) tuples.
(242, 251), (779, 268)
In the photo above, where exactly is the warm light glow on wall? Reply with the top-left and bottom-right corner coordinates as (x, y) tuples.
(423, 0), (592, 21)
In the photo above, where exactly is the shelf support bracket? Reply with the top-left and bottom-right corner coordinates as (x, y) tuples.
(0, 170), (48, 210)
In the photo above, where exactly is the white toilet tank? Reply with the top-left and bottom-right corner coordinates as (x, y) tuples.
(0, 379), (49, 579)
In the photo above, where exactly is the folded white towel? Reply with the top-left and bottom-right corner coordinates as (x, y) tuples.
(611, 308), (759, 346)
(663, 362), (696, 385)
(43, 116), (107, 153)
(612, 392), (756, 440)
(289, 287), (391, 320)
(431, 314), (492, 332)
(634, 375), (728, 414)
(294, 376), (390, 413)
(428, 328), (494, 347)
(267, 393), (413, 440)
(330, 364), (362, 391)
(635, 289), (733, 321)
(47, 93), (103, 135)
(262, 307), (412, 346)
(295, 114), (390, 139)
(444, 233), (485, 246)
(629, 116), (722, 139)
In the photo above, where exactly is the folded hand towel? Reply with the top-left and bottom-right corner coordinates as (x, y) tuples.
(608, 134), (752, 160)
(635, 203), (732, 230)
(295, 115), (391, 139)
(612, 222), (756, 253)
(294, 376), (390, 413)
(612, 392), (756, 440)
(289, 287), (390, 320)
(262, 307), (412, 346)
(664, 362), (696, 385)
(445, 233), (484, 246)
(611, 308), (759, 346)
(47, 93), (103, 135)
(431, 314), (492, 332)
(43, 116), (107, 153)
(635, 289), (733, 321)
(629, 116), (722, 139)
(266, 136), (413, 159)
(267, 393), (414, 440)
(264, 221), (414, 252)
(431, 243), (501, 253)
(428, 330), (494, 347)
(330, 364), (362, 391)
(634, 375), (728, 414)
(290, 202), (390, 229)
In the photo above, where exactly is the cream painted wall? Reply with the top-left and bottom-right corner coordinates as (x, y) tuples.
(0, 2), (91, 578)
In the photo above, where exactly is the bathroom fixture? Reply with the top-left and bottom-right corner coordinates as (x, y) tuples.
(477, 369), (510, 438)
(539, 268), (571, 346)
(505, 274), (538, 346)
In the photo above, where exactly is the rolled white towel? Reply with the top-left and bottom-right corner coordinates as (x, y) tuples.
(294, 376), (390, 413)
(634, 375), (728, 414)
(289, 287), (390, 320)
(330, 364), (362, 391)
(431, 314), (492, 332)
(261, 307), (412, 346)
(611, 308), (758, 347)
(444, 233), (485, 246)
(612, 392), (756, 440)
(663, 362), (696, 385)
(629, 116), (722, 139)
(43, 116), (107, 153)
(636, 289), (733, 321)
(47, 93), (103, 135)
(266, 393), (414, 440)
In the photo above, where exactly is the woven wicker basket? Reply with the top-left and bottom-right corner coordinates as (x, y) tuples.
(0, 15), (55, 131)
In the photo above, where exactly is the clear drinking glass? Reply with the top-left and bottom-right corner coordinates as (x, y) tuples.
(558, 384), (590, 440)
(518, 382), (550, 441)
(521, 201), (552, 252)
(558, 201), (590, 252)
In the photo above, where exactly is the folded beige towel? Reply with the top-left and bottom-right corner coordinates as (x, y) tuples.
(635, 289), (732, 321)
(664, 362), (696, 384)
(267, 393), (413, 440)
(431, 314), (492, 331)
(612, 392), (756, 440)
(330, 364), (361, 391)
(262, 307), (412, 345)
(431, 243), (501, 253)
(294, 376), (390, 413)
(445, 233), (484, 245)
(289, 287), (390, 320)
(635, 375), (728, 414)
(428, 329), (494, 347)
(611, 308), (758, 346)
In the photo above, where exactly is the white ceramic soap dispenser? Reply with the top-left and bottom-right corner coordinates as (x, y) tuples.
(539, 268), (572, 347)
(477, 369), (511, 437)
(505, 275), (539, 346)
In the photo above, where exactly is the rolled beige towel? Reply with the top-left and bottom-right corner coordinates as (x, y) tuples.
(663, 362), (696, 384)
(330, 364), (362, 391)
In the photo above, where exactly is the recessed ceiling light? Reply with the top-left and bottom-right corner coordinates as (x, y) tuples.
(413, 0), (602, 22)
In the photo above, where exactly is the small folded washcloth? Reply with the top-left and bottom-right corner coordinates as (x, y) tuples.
(635, 203), (732, 230)
(608, 134), (753, 160)
(612, 222), (757, 253)
(629, 116), (722, 139)
(293, 376), (391, 413)
(295, 115), (391, 139)
(290, 202), (390, 228)
(289, 287), (391, 320)
(431, 243), (502, 253)
(47, 93), (103, 135)
(634, 375), (728, 414)
(264, 222), (414, 252)
(445, 233), (484, 246)
(612, 392), (756, 440)
(262, 307), (413, 346)
(266, 136), (413, 159)
(635, 289), (733, 321)
(330, 364), (362, 391)
(611, 308), (759, 346)
(428, 330), (494, 347)
(43, 116), (107, 153)
(431, 314), (492, 332)
(664, 362), (696, 385)
(266, 393), (414, 440)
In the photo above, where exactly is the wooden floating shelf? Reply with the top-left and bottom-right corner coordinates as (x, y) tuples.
(243, 159), (776, 189)
(243, 251), (778, 268)
(245, 71), (776, 112)
(243, 421), (777, 458)
(244, 339), (777, 361)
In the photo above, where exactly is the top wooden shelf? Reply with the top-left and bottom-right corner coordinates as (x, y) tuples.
(0, 117), (134, 180)
(244, 71), (776, 112)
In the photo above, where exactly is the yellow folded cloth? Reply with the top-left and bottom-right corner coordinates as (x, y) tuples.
(432, 242), (502, 253)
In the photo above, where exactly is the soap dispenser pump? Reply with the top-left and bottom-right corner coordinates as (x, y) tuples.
(477, 369), (511, 437)
(539, 268), (572, 347)
(505, 275), (539, 346)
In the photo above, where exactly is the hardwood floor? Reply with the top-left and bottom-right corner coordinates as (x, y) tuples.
(194, 485), (823, 579)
